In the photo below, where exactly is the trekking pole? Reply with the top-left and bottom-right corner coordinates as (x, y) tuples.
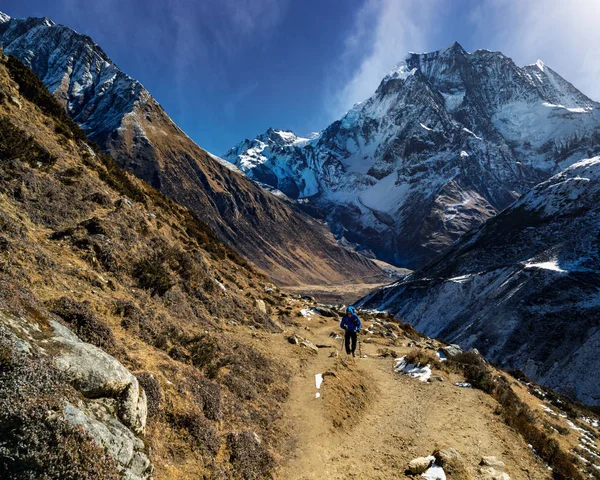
(359, 335), (363, 358)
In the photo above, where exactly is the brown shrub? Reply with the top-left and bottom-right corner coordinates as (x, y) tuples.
(132, 253), (174, 296)
(404, 348), (442, 369)
(193, 377), (223, 421)
(171, 412), (220, 455)
(136, 372), (162, 419)
(227, 431), (275, 480)
(46, 297), (116, 353)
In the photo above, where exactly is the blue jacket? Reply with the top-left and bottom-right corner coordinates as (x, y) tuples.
(340, 313), (362, 333)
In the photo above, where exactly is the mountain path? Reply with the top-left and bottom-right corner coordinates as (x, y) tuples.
(276, 318), (552, 479)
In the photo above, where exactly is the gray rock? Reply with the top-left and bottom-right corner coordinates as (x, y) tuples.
(441, 344), (463, 358)
(480, 456), (506, 469)
(314, 306), (338, 318)
(254, 298), (267, 314)
(300, 339), (319, 353)
(2, 310), (152, 479)
(408, 456), (433, 474)
(50, 320), (146, 434)
(64, 401), (152, 479)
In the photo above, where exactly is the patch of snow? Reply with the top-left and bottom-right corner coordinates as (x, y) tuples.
(207, 152), (245, 175)
(420, 123), (433, 131)
(462, 128), (482, 140)
(422, 464), (446, 480)
(442, 91), (465, 112)
(315, 374), (323, 390)
(315, 392), (320, 399)
(394, 356), (432, 382)
(535, 59), (545, 71)
(300, 308), (314, 317)
(460, 151), (469, 158)
(0, 12), (11, 23)
(448, 274), (473, 283)
(385, 62), (417, 81)
(540, 404), (558, 416)
(523, 260), (567, 273)
(455, 382), (472, 388)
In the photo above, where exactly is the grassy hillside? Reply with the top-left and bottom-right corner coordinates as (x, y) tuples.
(0, 50), (293, 479)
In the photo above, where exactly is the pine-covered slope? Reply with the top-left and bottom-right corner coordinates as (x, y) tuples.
(360, 157), (600, 405)
(224, 42), (600, 269)
(0, 12), (384, 287)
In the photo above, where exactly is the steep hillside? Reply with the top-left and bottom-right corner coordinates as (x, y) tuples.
(360, 157), (600, 405)
(0, 51), (295, 479)
(0, 11), (384, 287)
(225, 43), (600, 268)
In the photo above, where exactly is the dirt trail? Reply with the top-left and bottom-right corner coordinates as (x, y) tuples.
(276, 318), (552, 480)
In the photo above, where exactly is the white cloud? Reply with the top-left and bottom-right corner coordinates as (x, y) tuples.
(328, 0), (599, 122)
(328, 0), (441, 118)
(468, 0), (600, 100)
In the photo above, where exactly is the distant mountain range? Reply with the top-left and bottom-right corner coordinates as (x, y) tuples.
(360, 156), (600, 405)
(224, 42), (600, 269)
(0, 11), (384, 286)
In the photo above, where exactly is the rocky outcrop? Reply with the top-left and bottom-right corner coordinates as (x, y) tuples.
(50, 320), (147, 435)
(224, 43), (600, 269)
(1, 309), (152, 479)
(360, 157), (600, 405)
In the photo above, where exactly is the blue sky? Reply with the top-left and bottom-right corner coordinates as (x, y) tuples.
(2, 0), (599, 154)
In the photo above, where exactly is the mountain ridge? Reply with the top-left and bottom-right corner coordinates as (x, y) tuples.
(359, 156), (600, 405)
(224, 42), (600, 269)
(0, 11), (385, 288)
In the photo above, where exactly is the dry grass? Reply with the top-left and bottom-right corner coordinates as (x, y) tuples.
(323, 359), (373, 431)
(404, 348), (442, 370)
(0, 53), (292, 478)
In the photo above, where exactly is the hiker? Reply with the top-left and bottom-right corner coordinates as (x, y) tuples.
(340, 306), (362, 357)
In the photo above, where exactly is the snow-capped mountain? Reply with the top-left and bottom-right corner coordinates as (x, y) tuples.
(0, 12), (384, 286)
(224, 42), (600, 268)
(359, 156), (600, 405)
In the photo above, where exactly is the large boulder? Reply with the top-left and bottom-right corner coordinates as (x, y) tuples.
(1, 309), (152, 479)
(50, 320), (147, 434)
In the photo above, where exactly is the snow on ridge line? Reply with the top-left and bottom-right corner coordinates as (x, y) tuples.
(0, 11), (11, 23)
(523, 260), (567, 273)
(385, 63), (417, 82)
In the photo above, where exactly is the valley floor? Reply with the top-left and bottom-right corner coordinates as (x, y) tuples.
(285, 282), (393, 305)
(272, 317), (553, 479)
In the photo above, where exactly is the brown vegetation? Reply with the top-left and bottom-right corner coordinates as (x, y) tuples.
(0, 52), (292, 478)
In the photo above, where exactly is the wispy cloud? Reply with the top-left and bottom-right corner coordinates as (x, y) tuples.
(327, 0), (440, 118)
(469, 0), (600, 100)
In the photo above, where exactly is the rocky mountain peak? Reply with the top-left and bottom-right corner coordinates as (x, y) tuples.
(225, 43), (600, 269)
